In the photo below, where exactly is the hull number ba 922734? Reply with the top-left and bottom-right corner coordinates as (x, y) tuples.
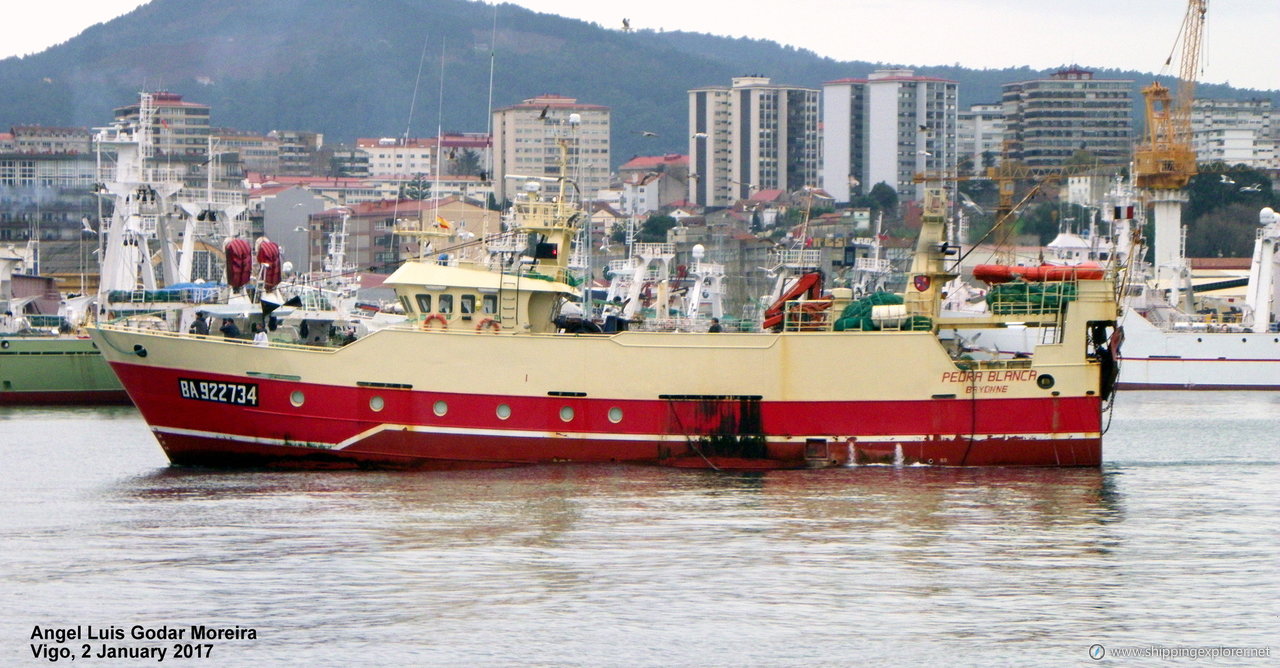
(179, 378), (259, 406)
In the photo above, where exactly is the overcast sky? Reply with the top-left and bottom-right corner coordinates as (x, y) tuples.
(2, 1), (1275, 91)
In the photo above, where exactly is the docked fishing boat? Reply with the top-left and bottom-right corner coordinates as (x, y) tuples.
(0, 246), (126, 404)
(89, 138), (1122, 470)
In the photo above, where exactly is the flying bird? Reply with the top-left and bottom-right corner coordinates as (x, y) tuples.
(1240, 184), (1262, 192)
(537, 105), (549, 120)
(1220, 174), (1236, 185)
(622, 18), (631, 32)
(637, 131), (658, 137)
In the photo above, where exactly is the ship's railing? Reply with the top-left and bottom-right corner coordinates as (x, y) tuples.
(854, 257), (893, 273)
(633, 242), (675, 257)
(513, 264), (580, 287)
(632, 317), (715, 333)
(985, 280), (1080, 316)
(484, 231), (526, 254)
(772, 249), (823, 270)
(776, 300), (831, 332)
(951, 357), (1036, 372)
(96, 322), (332, 352)
(97, 166), (185, 184)
(103, 285), (229, 305)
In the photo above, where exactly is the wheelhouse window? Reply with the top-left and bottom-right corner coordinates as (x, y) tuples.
(438, 294), (454, 315)
(482, 295), (497, 314)
(400, 295), (414, 314)
(460, 295), (475, 319)
(415, 294), (432, 313)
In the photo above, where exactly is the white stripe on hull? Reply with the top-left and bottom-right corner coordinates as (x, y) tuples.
(153, 424), (1102, 452)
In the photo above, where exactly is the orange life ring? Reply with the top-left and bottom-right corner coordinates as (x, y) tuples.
(476, 318), (501, 333)
(422, 314), (448, 330)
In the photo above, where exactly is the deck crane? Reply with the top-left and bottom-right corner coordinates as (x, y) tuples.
(1133, 0), (1207, 307)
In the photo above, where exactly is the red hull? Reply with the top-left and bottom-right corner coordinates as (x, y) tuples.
(113, 362), (1103, 470)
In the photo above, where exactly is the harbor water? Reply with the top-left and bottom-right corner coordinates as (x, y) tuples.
(2, 392), (1277, 666)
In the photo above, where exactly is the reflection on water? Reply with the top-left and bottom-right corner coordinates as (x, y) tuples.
(1, 395), (1277, 665)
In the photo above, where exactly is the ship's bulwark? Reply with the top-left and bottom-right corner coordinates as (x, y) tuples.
(97, 325), (1104, 469)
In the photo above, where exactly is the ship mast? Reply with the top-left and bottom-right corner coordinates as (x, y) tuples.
(903, 187), (955, 324)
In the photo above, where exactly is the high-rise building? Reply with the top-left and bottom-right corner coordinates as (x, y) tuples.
(112, 91), (211, 157)
(822, 69), (958, 202)
(492, 95), (610, 203)
(957, 104), (1005, 175)
(1191, 98), (1276, 169)
(1001, 68), (1132, 168)
(688, 76), (821, 208)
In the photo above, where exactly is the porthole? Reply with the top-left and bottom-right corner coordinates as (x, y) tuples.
(1036, 374), (1055, 390)
(608, 407), (623, 423)
(433, 400), (448, 416)
(0, 340), (8, 349)
(290, 390), (305, 407)
(496, 404), (512, 420)
(369, 396), (385, 412)
(559, 406), (575, 422)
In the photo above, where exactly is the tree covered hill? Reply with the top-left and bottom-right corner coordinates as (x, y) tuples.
(1, 0), (1275, 168)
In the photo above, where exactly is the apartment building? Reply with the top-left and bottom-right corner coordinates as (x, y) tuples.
(823, 69), (958, 202)
(1001, 67), (1132, 168)
(9, 126), (92, 155)
(618, 153), (689, 216)
(957, 103), (1005, 175)
(112, 91), (211, 157)
(492, 95), (610, 203)
(212, 128), (280, 175)
(688, 76), (821, 208)
(1192, 98), (1276, 169)
(269, 130), (325, 177)
(357, 137), (436, 177)
(0, 125), (98, 242)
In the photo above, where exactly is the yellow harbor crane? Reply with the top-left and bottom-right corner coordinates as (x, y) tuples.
(1134, 0), (1207, 307)
(1134, 0), (1207, 191)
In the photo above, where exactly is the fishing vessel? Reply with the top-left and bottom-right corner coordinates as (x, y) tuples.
(0, 246), (126, 404)
(89, 136), (1122, 470)
(948, 177), (1280, 390)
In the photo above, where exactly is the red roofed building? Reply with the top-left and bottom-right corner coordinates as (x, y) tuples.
(113, 91), (211, 157)
(618, 153), (689, 216)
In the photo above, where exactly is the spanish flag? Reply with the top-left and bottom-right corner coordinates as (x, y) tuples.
(436, 216), (451, 230)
